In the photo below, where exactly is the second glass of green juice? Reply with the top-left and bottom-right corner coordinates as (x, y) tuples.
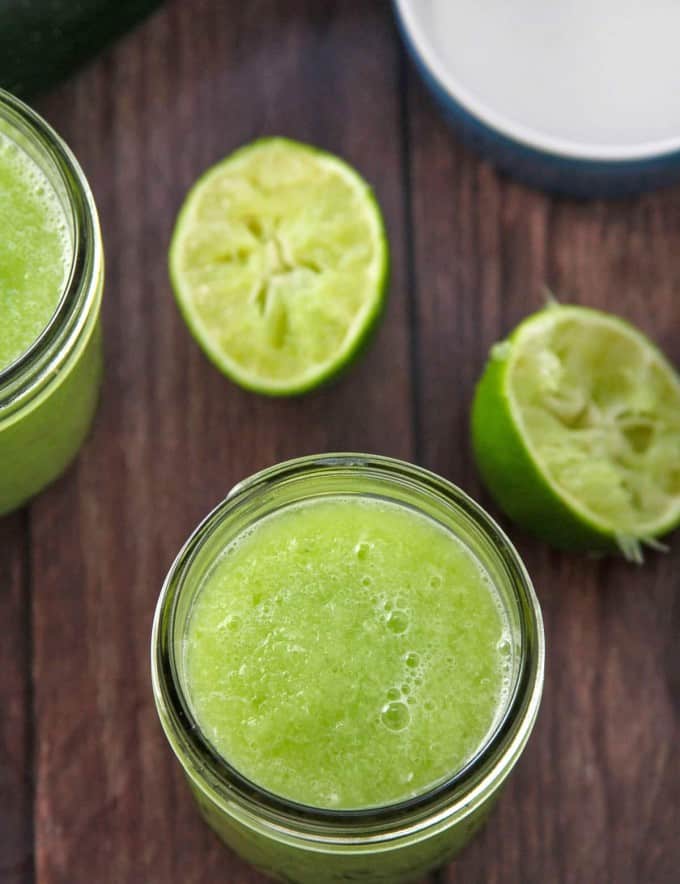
(152, 454), (544, 883)
(0, 89), (103, 515)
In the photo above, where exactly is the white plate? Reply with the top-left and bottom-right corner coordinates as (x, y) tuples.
(396, 0), (680, 164)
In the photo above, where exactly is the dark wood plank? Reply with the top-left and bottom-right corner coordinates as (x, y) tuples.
(29, 2), (415, 883)
(0, 512), (33, 884)
(406, 61), (680, 884)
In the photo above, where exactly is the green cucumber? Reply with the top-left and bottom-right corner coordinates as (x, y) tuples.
(0, 0), (162, 98)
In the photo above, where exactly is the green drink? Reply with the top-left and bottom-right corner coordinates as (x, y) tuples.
(153, 456), (544, 884)
(186, 496), (511, 810)
(0, 90), (103, 515)
(0, 132), (70, 369)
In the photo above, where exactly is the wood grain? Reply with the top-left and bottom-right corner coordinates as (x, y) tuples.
(406, 62), (680, 884)
(1, 1), (678, 882)
(0, 513), (32, 884)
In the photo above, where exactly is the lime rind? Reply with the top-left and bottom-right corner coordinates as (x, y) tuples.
(169, 138), (388, 396)
(472, 304), (680, 559)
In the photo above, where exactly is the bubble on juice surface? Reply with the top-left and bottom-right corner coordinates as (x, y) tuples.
(404, 651), (420, 669)
(497, 636), (512, 658)
(386, 609), (409, 634)
(381, 700), (410, 732)
(429, 573), (442, 589)
(354, 541), (371, 560)
(497, 633), (515, 690)
(216, 613), (241, 632)
(370, 592), (388, 620)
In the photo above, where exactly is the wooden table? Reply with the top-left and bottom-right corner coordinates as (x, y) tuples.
(2, 3), (678, 882)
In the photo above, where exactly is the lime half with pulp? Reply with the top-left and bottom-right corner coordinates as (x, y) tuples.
(169, 138), (388, 395)
(472, 303), (680, 561)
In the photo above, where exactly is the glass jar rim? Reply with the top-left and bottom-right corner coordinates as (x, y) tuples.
(0, 88), (102, 411)
(151, 454), (545, 841)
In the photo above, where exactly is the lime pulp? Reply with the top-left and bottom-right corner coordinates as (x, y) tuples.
(472, 304), (680, 560)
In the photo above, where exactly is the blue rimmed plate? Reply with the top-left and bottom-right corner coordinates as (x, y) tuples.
(394, 0), (680, 197)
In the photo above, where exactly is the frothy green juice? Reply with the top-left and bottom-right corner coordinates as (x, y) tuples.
(185, 496), (512, 810)
(0, 132), (71, 370)
(0, 106), (102, 516)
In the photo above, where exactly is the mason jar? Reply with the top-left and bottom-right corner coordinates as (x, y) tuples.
(0, 89), (103, 515)
(152, 454), (544, 883)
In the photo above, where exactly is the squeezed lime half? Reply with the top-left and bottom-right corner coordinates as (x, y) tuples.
(472, 304), (680, 561)
(169, 138), (389, 396)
